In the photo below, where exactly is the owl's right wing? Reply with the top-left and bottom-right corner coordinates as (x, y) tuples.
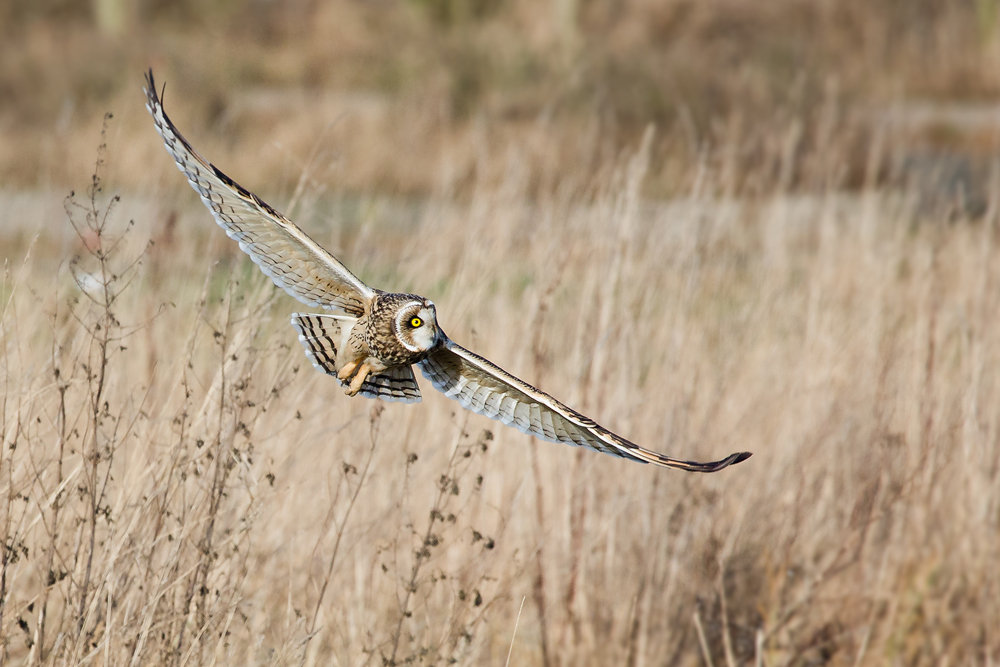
(144, 70), (374, 317)
(418, 341), (751, 472)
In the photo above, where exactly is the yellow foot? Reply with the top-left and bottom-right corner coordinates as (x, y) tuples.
(346, 363), (372, 396)
(337, 360), (359, 381)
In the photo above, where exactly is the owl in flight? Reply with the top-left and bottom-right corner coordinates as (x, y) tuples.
(144, 70), (751, 473)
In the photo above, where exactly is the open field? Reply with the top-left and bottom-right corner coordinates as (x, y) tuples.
(5, 1), (1000, 197)
(2, 112), (1000, 665)
(3, 2), (1000, 665)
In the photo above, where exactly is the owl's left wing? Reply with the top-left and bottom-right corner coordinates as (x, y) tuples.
(418, 341), (751, 472)
(144, 70), (374, 317)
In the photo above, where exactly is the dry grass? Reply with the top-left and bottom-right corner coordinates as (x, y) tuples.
(1, 98), (999, 666)
(4, 1), (1000, 196)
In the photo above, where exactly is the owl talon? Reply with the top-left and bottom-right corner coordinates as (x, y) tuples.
(346, 362), (372, 396)
(337, 360), (359, 381)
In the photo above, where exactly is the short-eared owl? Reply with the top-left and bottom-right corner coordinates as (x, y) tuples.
(145, 71), (751, 473)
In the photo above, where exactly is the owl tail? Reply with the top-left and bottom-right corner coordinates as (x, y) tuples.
(291, 313), (422, 404)
(355, 365), (422, 403)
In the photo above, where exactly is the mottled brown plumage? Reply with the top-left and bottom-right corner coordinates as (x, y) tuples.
(145, 69), (751, 473)
(363, 292), (435, 366)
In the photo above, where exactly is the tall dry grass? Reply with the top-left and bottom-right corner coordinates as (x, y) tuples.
(4, 1), (1000, 196)
(2, 110), (999, 667)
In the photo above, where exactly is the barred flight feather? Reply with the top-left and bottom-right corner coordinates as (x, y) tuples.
(144, 70), (373, 317)
(419, 341), (751, 471)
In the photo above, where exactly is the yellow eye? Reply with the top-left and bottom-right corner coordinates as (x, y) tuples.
(410, 316), (423, 328)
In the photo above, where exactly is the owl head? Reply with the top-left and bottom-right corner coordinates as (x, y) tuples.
(394, 298), (441, 352)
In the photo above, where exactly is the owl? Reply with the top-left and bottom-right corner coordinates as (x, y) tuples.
(145, 71), (751, 473)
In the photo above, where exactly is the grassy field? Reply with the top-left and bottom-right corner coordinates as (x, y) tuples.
(2, 111), (999, 665)
(3, 2), (1000, 665)
(4, 1), (1000, 196)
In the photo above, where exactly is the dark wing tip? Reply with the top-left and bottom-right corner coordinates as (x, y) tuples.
(144, 68), (158, 103)
(651, 449), (752, 473)
(697, 451), (752, 472)
(731, 451), (753, 465)
(694, 451), (752, 472)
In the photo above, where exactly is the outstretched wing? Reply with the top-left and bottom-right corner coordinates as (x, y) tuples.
(144, 70), (374, 317)
(418, 341), (751, 472)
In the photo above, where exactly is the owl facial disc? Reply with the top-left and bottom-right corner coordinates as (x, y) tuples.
(395, 300), (439, 352)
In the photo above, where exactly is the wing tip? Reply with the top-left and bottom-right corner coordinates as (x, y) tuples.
(685, 450), (752, 473)
(633, 448), (753, 472)
(731, 451), (753, 465)
(143, 68), (164, 110)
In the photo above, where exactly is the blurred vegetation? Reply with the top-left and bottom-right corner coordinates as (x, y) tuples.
(3, 3), (1000, 665)
(1, 0), (999, 196)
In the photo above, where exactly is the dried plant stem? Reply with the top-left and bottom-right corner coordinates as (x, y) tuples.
(528, 442), (552, 667)
(693, 610), (714, 667)
(526, 260), (569, 667)
(504, 596), (526, 667)
(387, 415), (473, 665)
(718, 574), (737, 667)
(68, 117), (123, 653)
(303, 404), (383, 654)
(36, 345), (68, 662)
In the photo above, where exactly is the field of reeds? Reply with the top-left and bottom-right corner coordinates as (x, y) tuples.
(3, 2), (1000, 666)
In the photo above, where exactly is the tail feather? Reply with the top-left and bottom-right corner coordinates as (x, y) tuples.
(357, 366), (422, 404)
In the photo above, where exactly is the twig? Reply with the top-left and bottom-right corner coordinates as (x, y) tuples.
(718, 572), (737, 667)
(693, 610), (714, 667)
(505, 596), (526, 667)
(304, 404), (383, 650)
(527, 442), (551, 667)
(387, 413), (476, 665)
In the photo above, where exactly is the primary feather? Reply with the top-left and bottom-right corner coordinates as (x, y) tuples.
(144, 70), (373, 316)
(419, 342), (750, 472)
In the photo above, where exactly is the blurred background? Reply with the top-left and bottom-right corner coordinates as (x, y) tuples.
(3, 0), (1000, 201)
(3, 2), (1000, 666)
